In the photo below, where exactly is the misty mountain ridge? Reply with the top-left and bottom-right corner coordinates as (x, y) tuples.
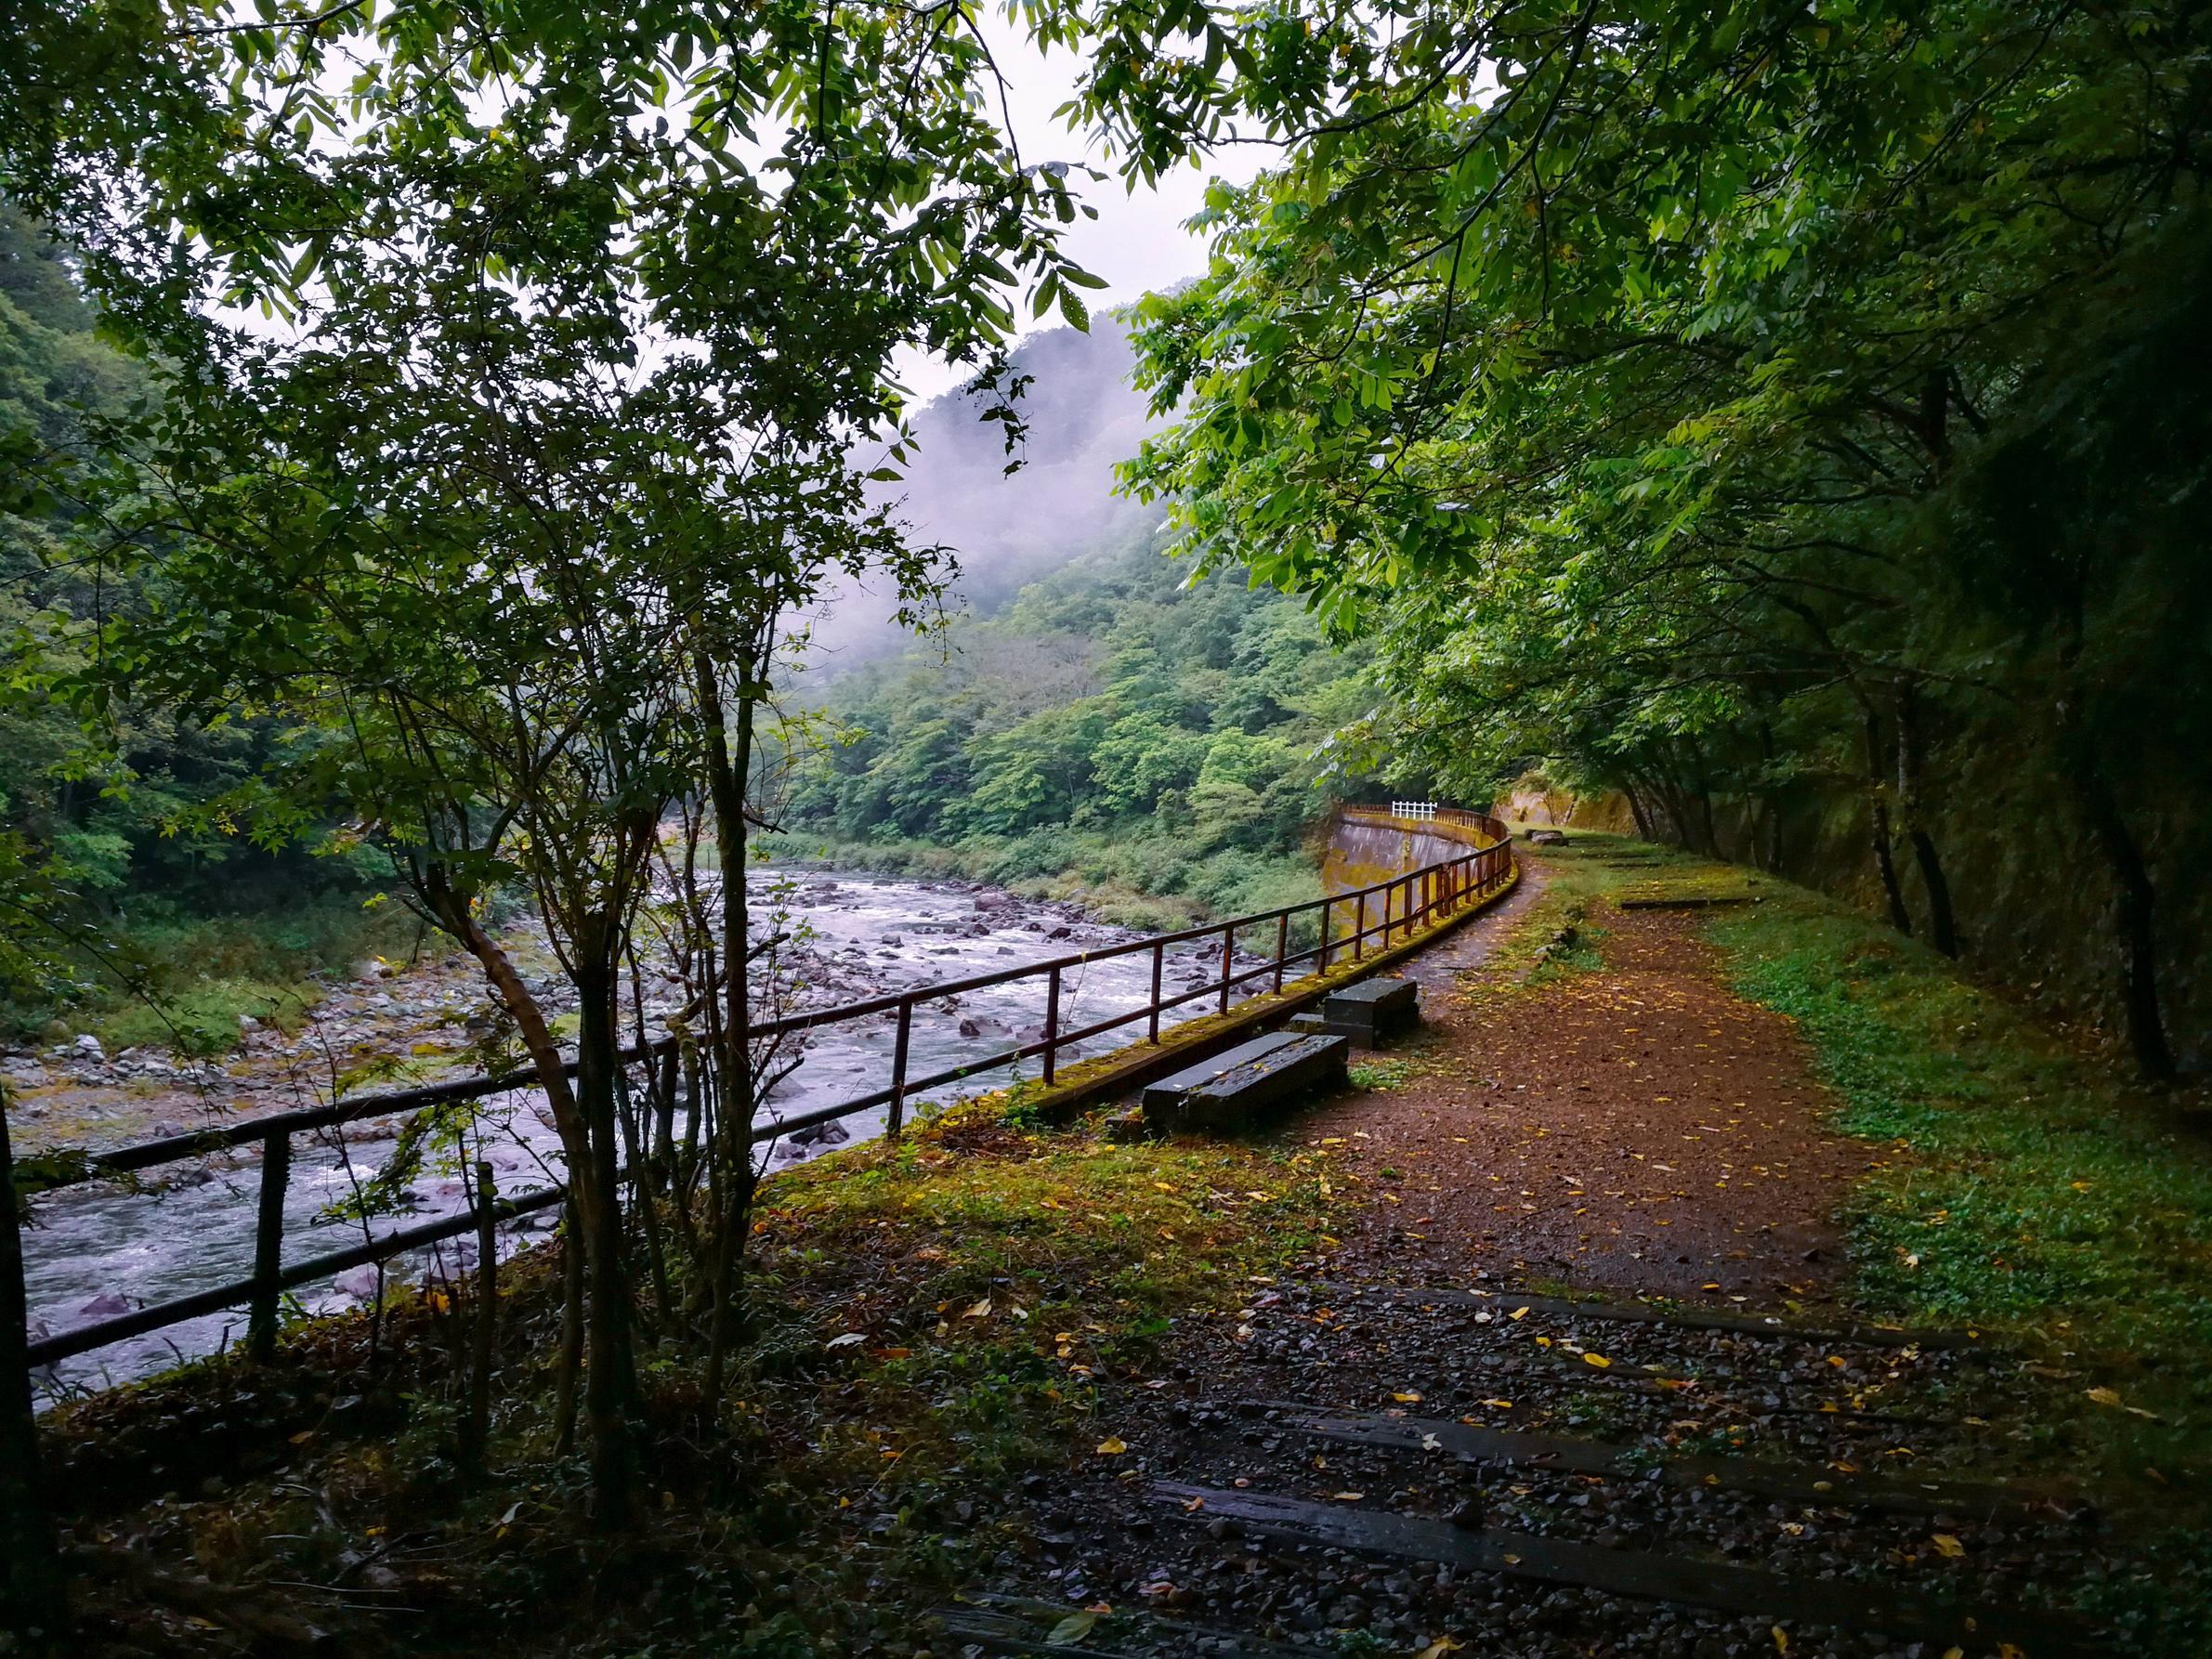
(801, 315), (1160, 672)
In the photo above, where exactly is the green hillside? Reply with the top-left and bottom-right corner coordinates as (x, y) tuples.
(786, 529), (1390, 925)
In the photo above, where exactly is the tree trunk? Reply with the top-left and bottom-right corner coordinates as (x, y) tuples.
(1894, 687), (1959, 957)
(1623, 783), (1655, 842)
(1904, 827), (1958, 957)
(1649, 764), (1695, 851)
(571, 947), (637, 1528)
(1870, 798), (1913, 937)
(462, 1159), (497, 1478)
(1, 1089), (66, 1654)
(2072, 750), (2177, 1079)
(695, 648), (759, 1406)
(425, 871), (634, 1515)
(1862, 712), (1913, 936)
(552, 1200), (584, 1457)
(1756, 718), (1785, 874)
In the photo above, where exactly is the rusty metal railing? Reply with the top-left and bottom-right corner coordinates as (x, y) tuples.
(20, 810), (1512, 1372)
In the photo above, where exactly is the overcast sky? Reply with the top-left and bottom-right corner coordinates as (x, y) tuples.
(892, 19), (1270, 404)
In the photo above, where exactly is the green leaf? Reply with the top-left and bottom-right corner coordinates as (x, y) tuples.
(1045, 1611), (1098, 1644)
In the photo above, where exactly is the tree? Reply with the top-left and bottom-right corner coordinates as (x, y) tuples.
(3, 0), (1113, 1518)
(1094, 0), (2212, 1073)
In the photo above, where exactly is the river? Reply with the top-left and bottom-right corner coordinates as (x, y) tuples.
(15, 869), (1271, 1399)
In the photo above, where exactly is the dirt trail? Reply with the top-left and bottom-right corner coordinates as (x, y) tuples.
(955, 854), (2111, 1658)
(1313, 887), (1879, 1304)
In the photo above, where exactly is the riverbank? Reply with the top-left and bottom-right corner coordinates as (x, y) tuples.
(779, 826), (1326, 937)
(4, 870), (1131, 1161)
(15, 869), (1230, 1396)
(26, 831), (2212, 1654)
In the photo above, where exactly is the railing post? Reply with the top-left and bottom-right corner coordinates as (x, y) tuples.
(1274, 910), (1289, 994)
(1043, 965), (1062, 1085)
(248, 1129), (291, 1362)
(1147, 939), (1165, 1043)
(1319, 896), (1332, 973)
(1354, 890), (1366, 961)
(1217, 924), (1234, 1015)
(465, 1158), (497, 1468)
(888, 999), (912, 1137)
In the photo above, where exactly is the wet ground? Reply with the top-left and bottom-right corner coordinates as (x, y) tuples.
(1313, 898), (1877, 1303)
(951, 853), (2123, 1658)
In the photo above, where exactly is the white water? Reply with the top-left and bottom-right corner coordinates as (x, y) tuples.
(21, 870), (1262, 1399)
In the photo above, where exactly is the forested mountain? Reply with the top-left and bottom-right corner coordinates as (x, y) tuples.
(806, 320), (1158, 665)
(843, 320), (1159, 648)
(787, 525), (1386, 922)
(0, 213), (396, 1041)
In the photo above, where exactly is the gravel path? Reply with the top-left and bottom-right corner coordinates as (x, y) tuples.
(950, 869), (2114, 1657)
(1313, 894), (1878, 1304)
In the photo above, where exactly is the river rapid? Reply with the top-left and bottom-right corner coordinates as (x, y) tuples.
(13, 869), (1265, 1399)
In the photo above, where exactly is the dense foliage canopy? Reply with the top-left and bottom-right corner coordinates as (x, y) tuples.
(792, 528), (1375, 858)
(1109, 0), (2212, 1074)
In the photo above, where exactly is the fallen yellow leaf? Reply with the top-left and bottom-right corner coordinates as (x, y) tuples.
(1393, 1391), (1424, 1404)
(1771, 1627), (1789, 1654)
(1583, 1353), (1613, 1369)
(1931, 1534), (1965, 1558)
(1094, 1437), (1127, 1457)
(2087, 1386), (2124, 1407)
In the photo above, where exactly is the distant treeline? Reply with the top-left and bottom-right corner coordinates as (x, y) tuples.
(0, 211), (397, 1040)
(786, 531), (1388, 920)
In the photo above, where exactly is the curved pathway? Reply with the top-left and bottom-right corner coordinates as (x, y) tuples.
(959, 845), (2106, 1659)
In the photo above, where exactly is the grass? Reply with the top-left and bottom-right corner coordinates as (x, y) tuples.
(1515, 830), (2212, 1636)
(1347, 1057), (1420, 1091)
(1708, 896), (2212, 1428)
(4, 889), (426, 1053)
(39, 826), (2212, 1647)
(1527, 833), (2212, 1410)
(42, 1109), (1335, 1658)
(1524, 834), (2212, 1596)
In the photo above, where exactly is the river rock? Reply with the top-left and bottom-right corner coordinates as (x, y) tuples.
(333, 1266), (383, 1300)
(72, 1034), (104, 1060)
(788, 1118), (851, 1148)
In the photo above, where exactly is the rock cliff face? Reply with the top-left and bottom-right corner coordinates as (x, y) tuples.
(1502, 787), (1637, 835)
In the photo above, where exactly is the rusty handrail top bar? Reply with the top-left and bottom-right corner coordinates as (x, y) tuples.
(35, 814), (1506, 1190)
(755, 816), (1501, 1031)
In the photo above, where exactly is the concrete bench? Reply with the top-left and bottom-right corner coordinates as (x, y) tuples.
(1289, 976), (1420, 1046)
(1140, 1031), (1350, 1133)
